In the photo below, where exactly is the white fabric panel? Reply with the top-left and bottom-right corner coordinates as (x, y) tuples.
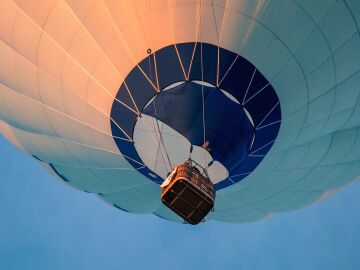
(153, 204), (184, 223)
(0, 42), (17, 95)
(53, 165), (147, 193)
(0, 0), (18, 45)
(0, 81), (125, 156)
(220, 127), (360, 214)
(18, 0), (58, 26)
(0, 83), (56, 137)
(6, 123), (132, 170)
(12, 5), (42, 64)
(319, 1), (357, 52)
(99, 182), (161, 213)
(40, 162), (86, 191)
(0, 119), (25, 151)
(89, 168), (148, 190)
(51, 165), (113, 193)
(209, 194), (269, 223)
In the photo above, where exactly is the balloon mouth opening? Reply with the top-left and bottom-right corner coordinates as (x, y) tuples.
(110, 42), (281, 190)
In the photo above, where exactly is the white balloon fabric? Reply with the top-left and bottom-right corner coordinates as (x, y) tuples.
(1, 0), (360, 223)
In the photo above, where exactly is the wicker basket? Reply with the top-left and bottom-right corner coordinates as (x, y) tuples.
(161, 163), (215, 224)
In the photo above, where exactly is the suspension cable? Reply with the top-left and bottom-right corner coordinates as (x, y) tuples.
(152, 100), (172, 171)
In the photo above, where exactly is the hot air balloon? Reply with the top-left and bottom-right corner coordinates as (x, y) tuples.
(0, 0), (360, 223)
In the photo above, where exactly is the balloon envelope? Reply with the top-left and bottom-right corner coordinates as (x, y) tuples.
(1, 0), (360, 223)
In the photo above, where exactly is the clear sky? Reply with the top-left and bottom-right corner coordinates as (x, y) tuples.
(0, 135), (359, 270)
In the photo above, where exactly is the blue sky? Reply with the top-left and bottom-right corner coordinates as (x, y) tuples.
(0, 135), (359, 270)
